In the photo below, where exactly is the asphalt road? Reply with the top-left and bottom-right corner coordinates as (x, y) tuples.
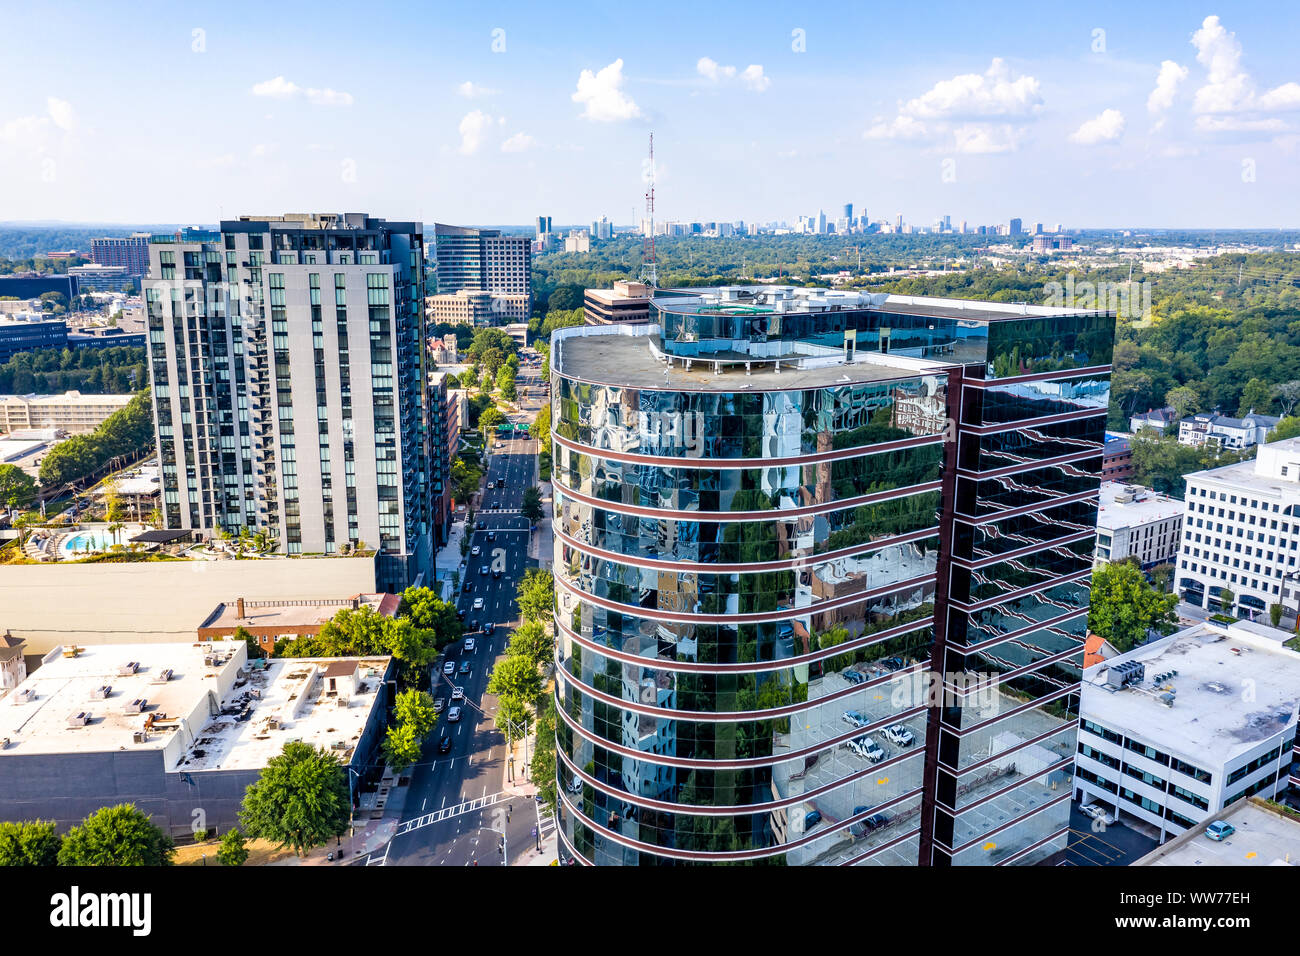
(382, 351), (548, 866)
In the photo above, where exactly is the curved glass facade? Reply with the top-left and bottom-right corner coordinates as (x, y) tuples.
(550, 296), (1113, 866)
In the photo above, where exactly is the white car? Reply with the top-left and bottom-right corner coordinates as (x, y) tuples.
(882, 724), (915, 747)
(848, 736), (885, 763)
(451, 686), (464, 701)
(433, 697), (446, 713)
(1080, 803), (1114, 826)
(446, 706), (463, 723)
(470, 545), (481, 557)
(463, 637), (476, 653)
(472, 597), (484, 611)
(442, 661), (455, 676)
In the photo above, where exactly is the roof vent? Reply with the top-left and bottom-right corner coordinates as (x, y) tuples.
(13, 687), (34, 704)
(123, 698), (148, 714)
(151, 668), (174, 684)
(132, 731), (148, 744)
(67, 711), (91, 728)
(90, 685), (112, 700)
(118, 661), (139, 676)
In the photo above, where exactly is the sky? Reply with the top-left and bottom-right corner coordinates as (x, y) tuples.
(2, 0), (1299, 229)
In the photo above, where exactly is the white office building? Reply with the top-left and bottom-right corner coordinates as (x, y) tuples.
(1177, 437), (1300, 616)
(1076, 619), (1300, 842)
(1095, 482), (1184, 568)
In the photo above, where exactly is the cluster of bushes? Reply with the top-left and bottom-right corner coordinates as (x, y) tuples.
(38, 389), (153, 488)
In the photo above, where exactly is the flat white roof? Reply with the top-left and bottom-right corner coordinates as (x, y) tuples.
(1082, 622), (1300, 763)
(1097, 481), (1185, 531)
(1137, 798), (1300, 866)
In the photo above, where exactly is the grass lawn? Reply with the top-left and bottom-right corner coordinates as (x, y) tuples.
(173, 836), (298, 867)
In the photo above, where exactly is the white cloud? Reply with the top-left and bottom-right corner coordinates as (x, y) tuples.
(1194, 115), (1287, 133)
(1148, 60), (1188, 114)
(1069, 109), (1126, 145)
(952, 123), (1022, 154)
(46, 97), (75, 132)
(457, 81), (498, 99)
(251, 76), (353, 106)
(501, 131), (535, 153)
(572, 59), (642, 122)
(740, 65), (771, 93)
(696, 57), (770, 93)
(901, 58), (1042, 120)
(863, 115), (930, 142)
(458, 110), (493, 155)
(1191, 15), (1300, 115)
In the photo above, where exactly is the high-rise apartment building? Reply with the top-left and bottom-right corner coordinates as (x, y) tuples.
(537, 215), (553, 238)
(143, 213), (432, 591)
(91, 234), (151, 276)
(549, 285), (1114, 865)
(432, 223), (532, 323)
(1009, 218), (1024, 236)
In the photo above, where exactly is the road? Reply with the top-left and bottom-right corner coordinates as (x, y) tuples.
(381, 350), (549, 866)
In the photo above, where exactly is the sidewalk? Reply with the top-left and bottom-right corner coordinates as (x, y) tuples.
(269, 816), (399, 866)
(528, 473), (554, 570)
(433, 510), (469, 600)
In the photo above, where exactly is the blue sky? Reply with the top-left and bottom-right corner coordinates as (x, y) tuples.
(2, 1), (1299, 228)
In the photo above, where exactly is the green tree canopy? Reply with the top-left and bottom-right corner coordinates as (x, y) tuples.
(399, 586), (462, 648)
(57, 804), (174, 866)
(0, 464), (38, 510)
(239, 742), (350, 856)
(516, 568), (555, 622)
(217, 828), (249, 866)
(0, 820), (62, 866)
(521, 486), (543, 524)
(506, 619), (553, 669)
(1088, 560), (1179, 652)
(487, 652), (544, 704)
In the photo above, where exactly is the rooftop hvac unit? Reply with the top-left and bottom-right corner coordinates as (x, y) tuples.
(118, 661), (139, 676)
(90, 685), (112, 700)
(336, 697), (349, 708)
(1106, 660), (1145, 688)
(151, 668), (174, 684)
(122, 698), (147, 715)
(1159, 692), (1176, 706)
(132, 731), (148, 744)
(1, 738), (8, 750)
(330, 740), (348, 750)
(13, 687), (35, 704)
(67, 712), (90, 728)
(267, 717), (280, 730)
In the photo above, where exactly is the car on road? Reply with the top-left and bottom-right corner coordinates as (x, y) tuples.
(486, 531), (496, 542)
(446, 705), (463, 722)
(492, 568), (502, 579)
(433, 697), (446, 713)
(451, 686), (464, 701)
(458, 660), (472, 676)
(487, 481), (495, 489)
(468, 618), (478, 632)
(470, 545), (481, 556)
(442, 660), (455, 676)
(483, 622), (495, 635)
(1206, 820), (1235, 841)
(480, 564), (489, 576)
(1080, 803), (1115, 826)
(438, 733), (452, 754)
(841, 710), (870, 728)
(462, 580), (473, 593)
(463, 637), (476, 653)
(472, 597), (484, 611)
(476, 520), (486, 530)
(495, 442), (503, 448)
(456, 608), (465, 619)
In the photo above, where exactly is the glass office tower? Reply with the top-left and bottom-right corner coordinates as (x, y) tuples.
(549, 286), (1113, 865)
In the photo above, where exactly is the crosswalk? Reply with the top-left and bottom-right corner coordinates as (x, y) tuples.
(393, 791), (509, 838)
(478, 508), (521, 515)
(535, 796), (557, 844)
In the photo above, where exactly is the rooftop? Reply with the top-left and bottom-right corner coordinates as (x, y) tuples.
(0, 640), (391, 771)
(1082, 621), (1300, 762)
(1136, 798), (1300, 866)
(1096, 481), (1184, 530)
(554, 324), (948, 392)
(197, 593), (399, 634)
(1185, 437), (1300, 496)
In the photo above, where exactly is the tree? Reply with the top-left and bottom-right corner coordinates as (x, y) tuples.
(1275, 381), (1300, 418)
(1218, 587), (1235, 614)
(506, 619), (553, 669)
(382, 721), (424, 771)
(217, 828), (249, 866)
(0, 820), (62, 866)
(494, 694), (531, 742)
(487, 653), (543, 704)
(1270, 417), (1300, 442)
(1163, 384), (1201, 420)
(497, 366), (517, 402)
(1238, 377), (1274, 418)
(234, 625), (262, 659)
(392, 689), (438, 739)
(57, 804), (174, 866)
(239, 742), (350, 856)
(521, 486), (543, 524)
(530, 696), (558, 816)
(532, 402), (552, 456)
(1270, 603), (1285, 628)
(0, 465), (37, 510)
(1088, 560), (1179, 652)
(399, 587), (461, 649)
(516, 568), (555, 622)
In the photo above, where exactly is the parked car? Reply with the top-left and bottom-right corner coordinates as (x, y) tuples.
(1080, 803), (1115, 826)
(842, 668), (867, 685)
(865, 813), (892, 830)
(471, 545), (481, 557)
(433, 697), (446, 713)
(840, 710), (870, 728)
(803, 810), (822, 830)
(848, 736), (885, 762)
(1206, 820), (1235, 841)
(882, 724), (915, 747)
(463, 637), (476, 653)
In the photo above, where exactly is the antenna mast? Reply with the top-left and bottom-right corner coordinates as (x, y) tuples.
(640, 133), (658, 288)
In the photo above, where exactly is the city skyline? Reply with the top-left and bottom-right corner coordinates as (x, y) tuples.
(1, 3), (1298, 228)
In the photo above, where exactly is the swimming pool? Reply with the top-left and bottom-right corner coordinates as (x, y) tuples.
(58, 525), (144, 558)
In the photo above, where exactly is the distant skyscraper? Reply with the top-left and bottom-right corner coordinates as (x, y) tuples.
(432, 223), (531, 322)
(536, 215), (552, 237)
(817, 210), (827, 234)
(1033, 222), (1044, 235)
(843, 203), (853, 222)
(91, 234), (151, 276)
(1009, 218), (1023, 236)
(143, 213), (435, 589)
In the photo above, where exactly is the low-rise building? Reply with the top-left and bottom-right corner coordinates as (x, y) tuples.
(0, 633), (26, 697)
(197, 593), (400, 656)
(1130, 407), (1177, 434)
(1095, 481), (1183, 568)
(0, 318), (67, 362)
(0, 640), (393, 836)
(1076, 620), (1300, 843)
(0, 390), (134, 435)
(583, 280), (651, 325)
(426, 289), (530, 326)
(1177, 437), (1300, 615)
(1178, 411), (1280, 451)
(1102, 433), (1133, 480)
